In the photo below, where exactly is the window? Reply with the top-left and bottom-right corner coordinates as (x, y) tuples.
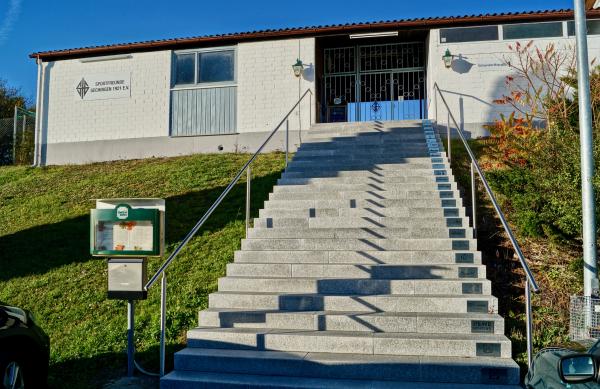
(567, 19), (600, 36)
(440, 26), (499, 43)
(174, 53), (195, 85)
(173, 48), (235, 86)
(198, 51), (235, 83)
(503, 22), (563, 40)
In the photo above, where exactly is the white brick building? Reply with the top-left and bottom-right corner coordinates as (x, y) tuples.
(30, 9), (600, 165)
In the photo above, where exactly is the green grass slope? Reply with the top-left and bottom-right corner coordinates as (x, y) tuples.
(0, 153), (286, 388)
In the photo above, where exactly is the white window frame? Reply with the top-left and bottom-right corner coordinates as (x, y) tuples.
(171, 46), (238, 90)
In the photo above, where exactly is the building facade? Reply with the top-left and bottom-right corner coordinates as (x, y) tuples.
(30, 9), (600, 165)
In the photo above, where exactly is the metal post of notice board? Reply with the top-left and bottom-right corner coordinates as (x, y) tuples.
(127, 300), (135, 377)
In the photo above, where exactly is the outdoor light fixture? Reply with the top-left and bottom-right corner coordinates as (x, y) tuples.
(292, 58), (304, 77)
(349, 31), (398, 39)
(442, 49), (454, 68)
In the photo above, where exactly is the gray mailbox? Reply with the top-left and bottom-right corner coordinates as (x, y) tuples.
(107, 258), (148, 300)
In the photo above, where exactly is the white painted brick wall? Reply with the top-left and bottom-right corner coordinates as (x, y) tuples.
(237, 38), (316, 134)
(43, 51), (171, 144)
(427, 27), (600, 128)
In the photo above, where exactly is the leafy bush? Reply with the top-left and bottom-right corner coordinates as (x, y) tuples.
(486, 42), (600, 240)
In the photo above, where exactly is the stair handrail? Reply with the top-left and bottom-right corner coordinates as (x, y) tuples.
(145, 88), (313, 376)
(433, 82), (539, 368)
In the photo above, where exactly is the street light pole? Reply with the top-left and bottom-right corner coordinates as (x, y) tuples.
(574, 0), (599, 297)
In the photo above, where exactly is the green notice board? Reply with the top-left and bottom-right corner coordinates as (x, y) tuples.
(90, 204), (162, 256)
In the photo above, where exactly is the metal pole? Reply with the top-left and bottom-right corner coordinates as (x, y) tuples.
(309, 92), (312, 127)
(159, 273), (166, 376)
(471, 161), (477, 237)
(127, 300), (135, 377)
(574, 0), (599, 297)
(285, 119), (289, 168)
(12, 106), (18, 164)
(525, 280), (533, 368)
(446, 111), (451, 163)
(298, 71), (302, 135)
(434, 88), (438, 123)
(246, 166), (251, 237)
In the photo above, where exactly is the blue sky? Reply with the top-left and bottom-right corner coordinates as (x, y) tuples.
(0, 0), (574, 100)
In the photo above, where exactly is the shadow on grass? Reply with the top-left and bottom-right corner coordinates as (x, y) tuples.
(48, 343), (181, 389)
(0, 170), (283, 282)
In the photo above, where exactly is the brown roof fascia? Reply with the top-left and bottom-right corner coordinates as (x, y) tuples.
(30, 9), (600, 61)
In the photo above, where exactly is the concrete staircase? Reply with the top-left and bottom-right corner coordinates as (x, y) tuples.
(161, 120), (521, 388)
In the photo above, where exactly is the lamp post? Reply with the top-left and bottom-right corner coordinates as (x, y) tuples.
(573, 0), (599, 298)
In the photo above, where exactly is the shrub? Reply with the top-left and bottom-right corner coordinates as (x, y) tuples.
(486, 42), (600, 241)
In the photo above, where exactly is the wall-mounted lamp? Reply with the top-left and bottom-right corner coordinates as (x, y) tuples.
(292, 58), (304, 77)
(442, 49), (454, 69)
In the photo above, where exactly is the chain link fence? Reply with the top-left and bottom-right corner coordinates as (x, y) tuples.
(0, 107), (35, 166)
(569, 296), (600, 342)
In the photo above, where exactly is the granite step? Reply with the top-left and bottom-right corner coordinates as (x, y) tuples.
(217, 277), (490, 295)
(240, 238), (476, 251)
(185, 327), (512, 358)
(224, 263), (486, 279)
(252, 216), (469, 229)
(198, 309), (505, 334)
(208, 292), (498, 314)
(233, 250), (482, 265)
(247, 226), (473, 239)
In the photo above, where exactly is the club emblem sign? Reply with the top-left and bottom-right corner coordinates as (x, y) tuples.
(76, 78), (89, 99)
(74, 72), (131, 101)
(371, 101), (381, 113)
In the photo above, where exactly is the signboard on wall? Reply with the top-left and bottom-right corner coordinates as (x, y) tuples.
(75, 72), (131, 101)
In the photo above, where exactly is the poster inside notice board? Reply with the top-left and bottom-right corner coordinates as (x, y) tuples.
(95, 220), (154, 252)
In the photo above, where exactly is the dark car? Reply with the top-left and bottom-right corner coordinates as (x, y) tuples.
(525, 340), (600, 388)
(0, 304), (49, 389)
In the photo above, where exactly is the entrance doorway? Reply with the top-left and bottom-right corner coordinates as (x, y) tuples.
(321, 42), (426, 123)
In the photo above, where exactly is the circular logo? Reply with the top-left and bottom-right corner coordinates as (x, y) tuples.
(116, 206), (129, 220)
(371, 101), (381, 113)
(333, 97), (342, 105)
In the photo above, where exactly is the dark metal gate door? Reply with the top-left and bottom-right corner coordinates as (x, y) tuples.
(322, 42), (426, 123)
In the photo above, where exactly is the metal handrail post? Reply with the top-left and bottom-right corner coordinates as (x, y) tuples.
(12, 106), (18, 164)
(285, 119), (289, 168)
(309, 93), (312, 126)
(127, 300), (135, 377)
(434, 88), (438, 123)
(525, 280), (533, 368)
(471, 161), (477, 237)
(246, 166), (251, 237)
(159, 273), (166, 376)
(446, 111), (451, 162)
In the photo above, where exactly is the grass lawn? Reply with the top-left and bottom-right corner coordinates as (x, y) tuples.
(0, 152), (286, 388)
